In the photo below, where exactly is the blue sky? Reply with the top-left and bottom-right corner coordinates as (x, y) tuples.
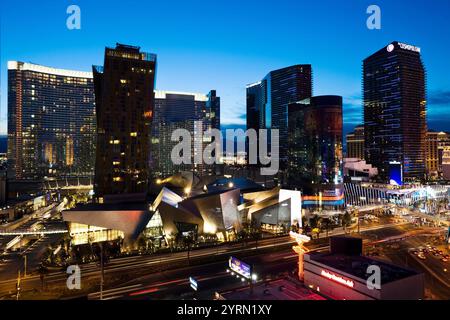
(1, 0), (450, 136)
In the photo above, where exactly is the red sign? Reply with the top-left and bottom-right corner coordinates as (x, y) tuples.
(320, 270), (354, 288)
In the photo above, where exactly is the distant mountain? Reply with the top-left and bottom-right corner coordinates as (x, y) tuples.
(0, 136), (6, 153)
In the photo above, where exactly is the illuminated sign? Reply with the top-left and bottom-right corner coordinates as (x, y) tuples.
(398, 42), (421, 53)
(320, 270), (354, 288)
(229, 256), (251, 279)
(189, 277), (198, 291)
(389, 161), (403, 186)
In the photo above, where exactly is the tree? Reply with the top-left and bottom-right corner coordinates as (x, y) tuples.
(38, 264), (48, 291)
(237, 229), (249, 247)
(322, 218), (332, 237)
(183, 233), (195, 265)
(342, 211), (352, 233)
(309, 215), (322, 238)
(248, 220), (262, 249)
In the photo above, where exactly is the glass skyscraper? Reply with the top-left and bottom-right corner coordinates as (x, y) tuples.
(7, 61), (95, 181)
(363, 41), (427, 181)
(93, 44), (157, 198)
(246, 65), (312, 169)
(151, 90), (220, 178)
(287, 95), (344, 209)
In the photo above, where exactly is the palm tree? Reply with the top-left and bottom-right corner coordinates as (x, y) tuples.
(183, 233), (195, 265)
(342, 211), (352, 233)
(38, 264), (48, 291)
(237, 229), (248, 247)
(322, 218), (332, 237)
(310, 215), (322, 239)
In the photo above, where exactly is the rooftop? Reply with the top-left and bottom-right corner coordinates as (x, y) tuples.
(220, 278), (326, 300)
(307, 252), (420, 285)
(65, 202), (149, 212)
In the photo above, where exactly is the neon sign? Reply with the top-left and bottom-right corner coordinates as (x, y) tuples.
(320, 270), (354, 288)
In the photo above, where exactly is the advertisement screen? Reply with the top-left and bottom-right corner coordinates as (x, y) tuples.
(229, 256), (251, 279)
(389, 161), (403, 186)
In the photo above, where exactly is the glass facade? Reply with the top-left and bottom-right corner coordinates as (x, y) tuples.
(246, 65), (312, 169)
(363, 41), (427, 181)
(93, 44), (157, 197)
(7, 61), (95, 181)
(287, 96), (343, 209)
(151, 90), (220, 178)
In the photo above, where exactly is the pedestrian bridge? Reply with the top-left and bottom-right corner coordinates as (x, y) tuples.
(0, 229), (68, 236)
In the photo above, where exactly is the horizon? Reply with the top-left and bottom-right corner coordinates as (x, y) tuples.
(1, 0), (450, 137)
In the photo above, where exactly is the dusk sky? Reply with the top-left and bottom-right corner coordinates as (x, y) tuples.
(1, 0), (450, 136)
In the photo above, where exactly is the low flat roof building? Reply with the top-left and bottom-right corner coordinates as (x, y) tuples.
(219, 278), (326, 300)
(304, 236), (424, 300)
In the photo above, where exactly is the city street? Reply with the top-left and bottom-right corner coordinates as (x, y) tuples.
(0, 220), (423, 300)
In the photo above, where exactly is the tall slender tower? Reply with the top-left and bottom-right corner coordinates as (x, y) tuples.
(93, 44), (157, 199)
(363, 41), (427, 182)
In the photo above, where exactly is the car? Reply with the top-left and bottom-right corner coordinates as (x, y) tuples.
(441, 258), (448, 262)
(418, 254), (426, 260)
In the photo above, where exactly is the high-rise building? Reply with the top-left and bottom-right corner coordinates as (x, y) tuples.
(287, 96), (344, 209)
(93, 44), (157, 198)
(7, 61), (95, 181)
(151, 90), (220, 178)
(442, 147), (450, 180)
(246, 65), (312, 169)
(426, 131), (450, 179)
(346, 125), (365, 160)
(207, 90), (221, 132)
(363, 41), (427, 181)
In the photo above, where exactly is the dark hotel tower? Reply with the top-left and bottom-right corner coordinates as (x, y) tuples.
(246, 65), (312, 170)
(93, 44), (157, 200)
(288, 96), (343, 209)
(363, 41), (427, 181)
(7, 61), (95, 181)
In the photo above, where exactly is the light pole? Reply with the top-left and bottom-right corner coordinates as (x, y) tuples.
(23, 254), (27, 278)
(16, 270), (21, 300)
(100, 242), (104, 300)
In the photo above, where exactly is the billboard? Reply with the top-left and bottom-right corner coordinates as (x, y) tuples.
(228, 256), (251, 279)
(389, 161), (403, 186)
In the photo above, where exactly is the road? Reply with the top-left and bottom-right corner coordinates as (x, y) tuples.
(0, 221), (412, 299)
(89, 249), (300, 300)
